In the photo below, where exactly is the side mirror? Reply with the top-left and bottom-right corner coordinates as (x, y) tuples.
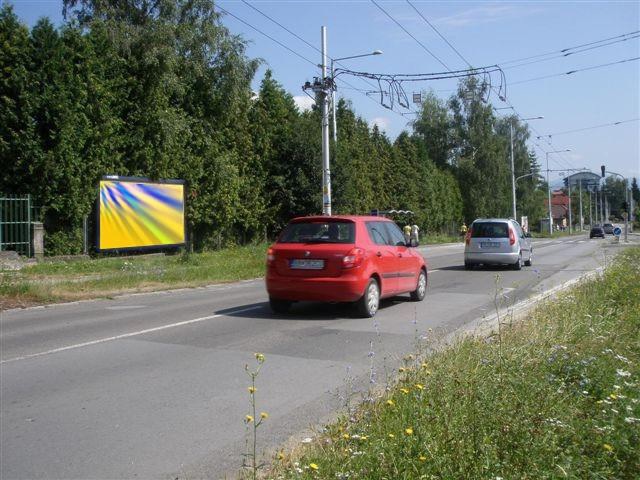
(524, 232), (532, 238)
(410, 238), (419, 247)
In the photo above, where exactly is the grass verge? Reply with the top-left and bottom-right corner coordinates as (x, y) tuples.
(0, 244), (268, 309)
(270, 247), (640, 479)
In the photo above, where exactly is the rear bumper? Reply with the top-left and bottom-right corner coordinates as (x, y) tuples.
(266, 271), (367, 302)
(465, 252), (518, 265)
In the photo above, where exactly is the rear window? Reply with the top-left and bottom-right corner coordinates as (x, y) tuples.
(278, 221), (355, 244)
(471, 222), (509, 238)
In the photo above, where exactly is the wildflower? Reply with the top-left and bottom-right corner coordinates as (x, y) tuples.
(260, 412), (269, 419)
(616, 369), (631, 377)
(342, 433), (350, 439)
(248, 386), (256, 394)
(255, 352), (265, 363)
(415, 384), (424, 390)
(609, 393), (618, 400)
(309, 463), (319, 470)
(405, 428), (413, 435)
(419, 455), (427, 461)
(421, 363), (428, 369)
(386, 399), (395, 406)
(359, 435), (368, 441)
(277, 452), (285, 460)
(399, 367), (406, 373)
(400, 388), (410, 395)
(603, 444), (614, 452)
(624, 417), (639, 424)
(388, 433), (395, 438)
(245, 415), (254, 423)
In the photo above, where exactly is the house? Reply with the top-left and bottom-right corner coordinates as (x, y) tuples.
(544, 190), (570, 229)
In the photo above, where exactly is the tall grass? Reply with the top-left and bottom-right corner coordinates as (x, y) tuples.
(0, 244), (268, 307)
(272, 247), (640, 479)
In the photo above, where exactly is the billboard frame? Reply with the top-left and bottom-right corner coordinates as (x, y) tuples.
(96, 175), (187, 253)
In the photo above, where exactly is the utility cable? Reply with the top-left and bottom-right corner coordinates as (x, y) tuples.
(236, 0), (406, 117)
(371, 0), (451, 70)
(498, 30), (640, 66)
(503, 34), (640, 70)
(406, 1), (576, 170)
(536, 118), (640, 138)
(511, 56), (640, 85)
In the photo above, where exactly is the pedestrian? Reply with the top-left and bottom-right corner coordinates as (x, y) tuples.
(403, 224), (411, 245)
(411, 224), (420, 244)
(459, 222), (468, 237)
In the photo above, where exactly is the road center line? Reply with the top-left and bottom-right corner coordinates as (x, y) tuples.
(0, 305), (262, 365)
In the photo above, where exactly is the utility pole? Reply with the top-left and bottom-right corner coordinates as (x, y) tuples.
(578, 179), (583, 231)
(546, 154), (552, 234)
(589, 190), (592, 227)
(510, 123), (516, 220)
(303, 27), (333, 215)
(320, 27), (331, 216)
(568, 179), (572, 234)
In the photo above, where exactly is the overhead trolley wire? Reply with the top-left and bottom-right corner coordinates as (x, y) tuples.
(511, 56), (640, 85)
(498, 30), (640, 66)
(405, 0), (577, 171)
(536, 118), (640, 138)
(216, 3), (409, 120)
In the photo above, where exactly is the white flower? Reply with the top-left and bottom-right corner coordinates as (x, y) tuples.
(616, 369), (631, 377)
(624, 417), (640, 424)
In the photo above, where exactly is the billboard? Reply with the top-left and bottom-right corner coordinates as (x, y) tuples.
(98, 177), (185, 251)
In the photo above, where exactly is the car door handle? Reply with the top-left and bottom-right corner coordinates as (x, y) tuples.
(398, 253), (403, 258)
(376, 252), (382, 257)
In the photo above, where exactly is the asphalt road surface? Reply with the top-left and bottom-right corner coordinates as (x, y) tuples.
(1, 234), (634, 479)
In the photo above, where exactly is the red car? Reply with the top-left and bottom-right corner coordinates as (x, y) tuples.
(265, 215), (428, 317)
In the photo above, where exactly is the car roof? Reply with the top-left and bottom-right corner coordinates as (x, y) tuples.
(472, 218), (515, 223)
(290, 215), (392, 223)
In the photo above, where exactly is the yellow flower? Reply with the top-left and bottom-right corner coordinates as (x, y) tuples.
(386, 399), (395, 406)
(342, 433), (350, 439)
(609, 394), (618, 400)
(277, 452), (285, 460)
(360, 435), (368, 441)
(309, 463), (319, 470)
(260, 412), (269, 419)
(421, 362), (428, 368)
(399, 367), (406, 373)
(255, 352), (265, 362)
(603, 444), (614, 452)
(405, 428), (413, 435)
(415, 384), (424, 390)
(419, 455), (427, 461)
(596, 400), (604, 404)
(388, 433), (395, 438)
(245, 415), (254, 423)
(248, 386), (256, 394)
(400, 388), (410, 395)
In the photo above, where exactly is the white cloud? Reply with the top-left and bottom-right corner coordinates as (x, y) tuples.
(293, 95), (315, 112)
(369, 117), (390, 131)
(434, 4), (544, 28)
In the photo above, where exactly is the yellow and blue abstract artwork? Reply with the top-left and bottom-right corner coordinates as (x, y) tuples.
(98, 179), (185, 250)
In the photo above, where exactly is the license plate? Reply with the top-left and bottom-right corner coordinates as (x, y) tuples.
(290, 259), (324, 270)
(480, 242), (500, 248)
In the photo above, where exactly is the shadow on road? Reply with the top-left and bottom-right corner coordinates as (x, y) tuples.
(216, 296), (413, 320)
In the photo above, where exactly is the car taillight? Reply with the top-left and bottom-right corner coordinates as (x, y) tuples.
(342, 248), (364, 269)
(465, 229), (472, 245)
(509, 228), (516, 245)
(266, 247), (276, 265)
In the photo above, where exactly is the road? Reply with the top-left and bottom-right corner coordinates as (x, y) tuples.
(0, 234), (633, 479)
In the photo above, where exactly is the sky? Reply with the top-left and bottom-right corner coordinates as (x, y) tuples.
(8, 0), (640, 182)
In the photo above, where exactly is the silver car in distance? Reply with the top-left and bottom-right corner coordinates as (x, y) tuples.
(464, 218), (532, 270)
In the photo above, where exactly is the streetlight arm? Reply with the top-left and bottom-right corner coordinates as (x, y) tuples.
(515, 172), (536, 182)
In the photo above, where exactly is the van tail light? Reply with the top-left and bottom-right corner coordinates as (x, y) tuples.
(509, 228), (516, 245)
(342, 248), (365, 269)
(465, 229), (472, 245)
(266, 248), (276, 265)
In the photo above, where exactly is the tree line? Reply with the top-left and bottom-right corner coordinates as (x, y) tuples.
(1, 1), (549, 255)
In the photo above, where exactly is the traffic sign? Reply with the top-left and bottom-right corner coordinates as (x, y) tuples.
(613, 227), (622, 236)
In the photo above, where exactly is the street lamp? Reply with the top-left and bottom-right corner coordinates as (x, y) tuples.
(331, 50), (383, 142)
(546, 149), (571, 234)
(510, 116), (543, 221)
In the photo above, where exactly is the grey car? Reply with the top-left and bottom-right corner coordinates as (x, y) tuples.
(464, 218), (533, 270)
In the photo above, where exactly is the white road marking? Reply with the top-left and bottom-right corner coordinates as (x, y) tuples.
(1, 305), (262, 365)
(105, 305), (147, 311)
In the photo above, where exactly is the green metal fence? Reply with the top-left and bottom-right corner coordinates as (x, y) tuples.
(0, 195), (32, 257)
